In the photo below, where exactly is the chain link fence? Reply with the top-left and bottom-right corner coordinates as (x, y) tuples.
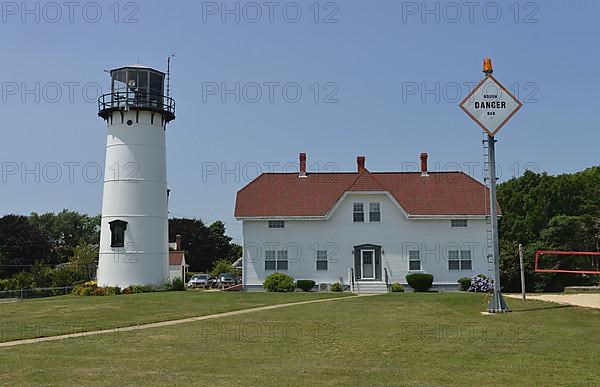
(0, 286), (74, 301)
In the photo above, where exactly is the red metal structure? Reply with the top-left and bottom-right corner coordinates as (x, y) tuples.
(535, 250), (600, 275)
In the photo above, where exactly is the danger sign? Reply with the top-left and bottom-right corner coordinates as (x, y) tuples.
(460, 75), (522, 136)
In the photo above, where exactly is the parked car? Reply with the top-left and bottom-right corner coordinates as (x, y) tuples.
(208, 276), (219, 288)
(217, 273), (236, 288)
(187, 273), (210, 289)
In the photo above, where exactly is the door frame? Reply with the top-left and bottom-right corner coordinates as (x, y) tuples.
(360, 249), (376, 279)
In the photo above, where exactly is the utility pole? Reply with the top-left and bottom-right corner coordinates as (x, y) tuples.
(519, 243), (526, 301)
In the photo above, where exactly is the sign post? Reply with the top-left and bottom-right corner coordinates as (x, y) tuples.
(460, 58), (522, 313)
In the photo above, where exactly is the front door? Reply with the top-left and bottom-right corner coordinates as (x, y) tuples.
(361, 250), (375, 279)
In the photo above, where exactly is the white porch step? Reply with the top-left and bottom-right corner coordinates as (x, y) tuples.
(353, 281), (388, 294)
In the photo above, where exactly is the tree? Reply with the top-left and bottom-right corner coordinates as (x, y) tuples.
(498, 239), (522, 292)
(209, 221), (233, 261)
(497, 167), (600, 292)
(0, 215), (52, 278)
(168, 218), (240, 272)
(498, 167), (600, 245)
(168, 218), (212, 272)
(69, 242), (98, 278)
(29, 210), (100, 264)
(539, 215), (600, 252)
(0, 248), (9, 278)
(230, 243), (242, 260)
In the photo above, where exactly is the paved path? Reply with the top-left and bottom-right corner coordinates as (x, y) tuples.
(0, 294), (374, 349)
(506, 293), (600, 309)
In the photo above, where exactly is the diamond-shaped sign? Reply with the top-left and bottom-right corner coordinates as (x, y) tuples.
(460, 75), (522, 136)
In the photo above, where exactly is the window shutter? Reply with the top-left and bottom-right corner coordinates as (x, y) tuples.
(354, 246), (361, 279)
(375, 247), (382, 280)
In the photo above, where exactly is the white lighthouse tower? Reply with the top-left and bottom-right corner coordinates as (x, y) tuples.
(97, 64), (175, 288)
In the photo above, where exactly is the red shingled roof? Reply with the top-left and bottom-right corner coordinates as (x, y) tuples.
(235, 170), (498, 218)
(169, 251), (185, 266)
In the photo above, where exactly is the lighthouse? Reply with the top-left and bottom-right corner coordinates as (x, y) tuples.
(97, 64), (175, 288)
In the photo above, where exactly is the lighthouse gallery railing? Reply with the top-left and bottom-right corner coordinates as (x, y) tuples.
(98, 91), (175, 118)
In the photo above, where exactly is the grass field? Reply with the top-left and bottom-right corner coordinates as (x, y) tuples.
(1, 292), (599, 386)
(0, 291), (349, 343)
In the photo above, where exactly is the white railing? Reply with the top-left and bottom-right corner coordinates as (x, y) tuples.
(348, 267), (357, 292)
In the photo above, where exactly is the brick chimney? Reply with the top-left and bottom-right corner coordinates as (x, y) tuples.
(420, 153), (428, 176)
(299, 152), (307, 177)
(175, 234), (182, 251)
(357, 156), (366, 172)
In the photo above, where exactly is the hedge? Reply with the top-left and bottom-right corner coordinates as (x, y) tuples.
(405, 273), (433, 292)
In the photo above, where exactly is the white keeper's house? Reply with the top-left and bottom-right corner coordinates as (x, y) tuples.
(235, 153), (498, 293)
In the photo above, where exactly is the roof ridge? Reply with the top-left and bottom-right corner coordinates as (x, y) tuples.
(259, 171), (468, 175)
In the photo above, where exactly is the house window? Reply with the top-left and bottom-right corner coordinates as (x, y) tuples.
(108, 220), (127, 248)
(265, 250), (276, 270)
(276, 250), (288, 270)
(265, 250), (288, 271)
(316, 250), (328, 271)
(353, 203), (364, 222)
(460, 250), (472, 270)
(451, 219), (468, 228)
(448, 250), (472, 270)
(268, 220), (285, 229)
(369, 203), (381, 222)
(408, 250), (421, 271)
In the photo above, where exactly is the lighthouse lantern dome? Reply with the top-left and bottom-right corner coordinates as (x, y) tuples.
(98, 64), (175, 122)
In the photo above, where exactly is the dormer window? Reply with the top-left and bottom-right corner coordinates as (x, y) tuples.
(109, 220), (127, 248)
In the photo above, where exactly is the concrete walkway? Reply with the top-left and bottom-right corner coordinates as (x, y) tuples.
(0, 294), (374, 349)
(506, 293), (600, 309)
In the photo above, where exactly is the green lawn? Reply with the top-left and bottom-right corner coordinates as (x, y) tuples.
(1, 293), (599, 386)
(0, 291), (349, 343)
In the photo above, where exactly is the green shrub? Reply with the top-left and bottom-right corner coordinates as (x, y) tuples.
(391, 282), (404, 292)
(458, 277), (472, 291)
(0, 264), (89, 292)
(166, 278), (186, 291)
(71, 285), (82, 295)
(210, 259), (240, 277)
(81, 286), (93, 296)
(72, 283), (96, 296)
(330, 282), (343, 292)
(91, 287), (106, 296)
(406, 273), (434, 292)
(104, 286), (121, 296)
(296, 280), (316, 292)
(50, 267), (86, 288)
(263, 273), (295, 292)
(130, 284), (153, 294)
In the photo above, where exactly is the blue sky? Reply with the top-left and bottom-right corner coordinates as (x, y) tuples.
(1, 0), (599, 243)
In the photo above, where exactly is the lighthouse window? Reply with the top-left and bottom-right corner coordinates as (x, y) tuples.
(112, 70), (127, 92)
(149, 72), (164, 95)
(109, 220), (127, 248)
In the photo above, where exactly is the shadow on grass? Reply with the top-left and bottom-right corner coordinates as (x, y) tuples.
(509, 304), (572, 313)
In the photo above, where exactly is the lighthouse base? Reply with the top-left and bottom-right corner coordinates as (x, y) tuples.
(97, 251), (169, 288)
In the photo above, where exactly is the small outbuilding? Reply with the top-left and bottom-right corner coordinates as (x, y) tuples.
(168, 235), (188, 281)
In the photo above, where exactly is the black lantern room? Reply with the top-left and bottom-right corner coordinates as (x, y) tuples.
(98, 65), (175, 122)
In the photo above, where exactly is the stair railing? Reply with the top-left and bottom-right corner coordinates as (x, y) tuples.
(384, 267), (390, 292)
